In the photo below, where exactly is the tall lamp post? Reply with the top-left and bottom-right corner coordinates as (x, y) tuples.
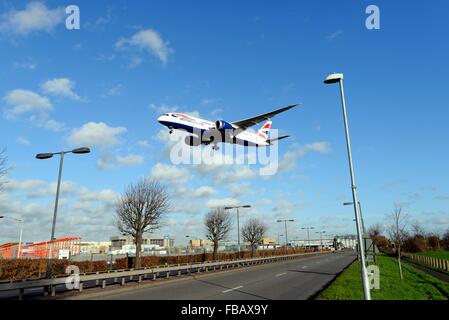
(301, 226), (314, 249)
(276, 219), (294, 247)
(36, 147), (90, 279)
(185, 235), (199, 254)
(324, 72), (371, 300)
(0, 216), (24, 258)
(315, 231), (326, 248)
(224, 205), (251, 257)
(343, 201), (366, 234)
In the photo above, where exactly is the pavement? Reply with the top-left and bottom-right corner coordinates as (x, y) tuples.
(64, 250), (357, 300)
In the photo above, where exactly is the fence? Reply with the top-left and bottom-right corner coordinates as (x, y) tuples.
(402, 252), (449, 272)
(0, 251), (330, 299)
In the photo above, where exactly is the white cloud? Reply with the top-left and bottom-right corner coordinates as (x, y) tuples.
(3, 89), (51, 117)
(79, 189), (119, 204)
(205, 197), (240, 208)
(150, 103), (179, 114)
(115, 28), (173, 64)
(137, 140), (151, 148)
(0, 2), (65, 35)
(214, 166), (256, 184)
(42, 119), (65, 132)
(279, 141), (331, 172)
(97, 153), (144, 169)
(201, 98), (222, 106)
(102, 84), (124, 98)
(16, 137), (30, 145)
(68, 122), (127, 147)
(192, 186), (215, 198)
(150, 163), (190, 184)
(41, 78), (81, 101)
(13, 60), (37, 70)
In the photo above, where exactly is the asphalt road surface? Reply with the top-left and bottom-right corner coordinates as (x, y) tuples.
(79, 251), (356, 300)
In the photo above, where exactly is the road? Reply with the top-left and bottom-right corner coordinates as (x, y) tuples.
(74, 251), (356, 300)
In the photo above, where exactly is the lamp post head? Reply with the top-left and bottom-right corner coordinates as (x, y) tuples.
(36, 153), (54, 159)
(72, 147), (91, 154)
(0, 216), (4, 219)
(324, 73), (344, 84)
(242, 205), (251, 208)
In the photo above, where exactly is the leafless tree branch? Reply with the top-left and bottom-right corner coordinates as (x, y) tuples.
(204, 208), (232, 260)
(115, 178), (171, 268)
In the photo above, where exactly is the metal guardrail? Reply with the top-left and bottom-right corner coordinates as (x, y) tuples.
(0, 251), (329, 299)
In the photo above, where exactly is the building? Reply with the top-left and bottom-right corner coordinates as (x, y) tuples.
(1, 237), (81, 259)
(79, 241), (111, 254)
(110, 235), (175, 252)
(189, 239), (214, 248)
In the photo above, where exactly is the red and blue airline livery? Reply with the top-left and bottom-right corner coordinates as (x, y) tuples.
(158, 104), (298, 150)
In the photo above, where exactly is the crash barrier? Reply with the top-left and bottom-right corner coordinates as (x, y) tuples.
(0, 251), (331, 299)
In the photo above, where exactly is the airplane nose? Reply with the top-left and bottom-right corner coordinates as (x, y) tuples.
(157, 116), (164, 123)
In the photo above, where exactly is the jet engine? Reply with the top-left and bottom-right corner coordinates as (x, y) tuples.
(215, 120), (234, 130)
(184, 135), (201, 146)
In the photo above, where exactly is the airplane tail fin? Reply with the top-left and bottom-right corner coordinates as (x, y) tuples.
(257, 120), (272, 140)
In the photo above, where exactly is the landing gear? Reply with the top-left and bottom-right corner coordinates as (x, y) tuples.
(168, 128), (173, 134)
(212, 144), (220, 151)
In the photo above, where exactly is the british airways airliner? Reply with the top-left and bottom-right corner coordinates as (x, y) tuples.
(157, 104), (298, 150)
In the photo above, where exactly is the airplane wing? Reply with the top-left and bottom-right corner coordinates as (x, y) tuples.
(231, 104), (299, 130)
(266, 135), (290, 144)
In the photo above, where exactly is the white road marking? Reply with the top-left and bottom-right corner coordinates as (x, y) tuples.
(222, 285), (243, 293)
(301, 266), (308, 269)
(275, 272), (287, 277)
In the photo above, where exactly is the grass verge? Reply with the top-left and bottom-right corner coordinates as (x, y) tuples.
(416, 250), (449, 260)
(317, 255), (449, 300)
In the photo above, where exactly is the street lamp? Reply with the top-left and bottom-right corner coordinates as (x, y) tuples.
(0, 216), (24, 258)
(301, 226), (314, 249)
(185, 235), (199, 253)
(36, 147), (90, 279)
(224, 205), (251, 257)
(315, 231), (326, 247)
(276, 219), (294, 247)
(324, 72), (371, 300)
(343, 201), (366, 234)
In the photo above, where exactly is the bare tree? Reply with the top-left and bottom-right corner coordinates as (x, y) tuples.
(242, 218), (267, 257)
(116, 178), (171, 269)
(0, 148), (9, 192)
(411, 222), (426, 238)
(204, 208), (232, 260)
(368, 223), (382, 238)
(387, 205), (409, 280)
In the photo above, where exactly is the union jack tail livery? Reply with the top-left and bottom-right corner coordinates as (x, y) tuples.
(258, 121), (272, 140)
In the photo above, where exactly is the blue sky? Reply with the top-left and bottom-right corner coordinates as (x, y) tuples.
(0, 0), (448, 245)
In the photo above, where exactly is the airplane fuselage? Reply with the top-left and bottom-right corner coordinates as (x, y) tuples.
(157, 113), (270, 147)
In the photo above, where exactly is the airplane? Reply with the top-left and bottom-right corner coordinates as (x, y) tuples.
(157, 104), (298, 150)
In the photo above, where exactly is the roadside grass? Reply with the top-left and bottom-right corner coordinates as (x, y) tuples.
(317, 254), (449, 300)
(416, 250), (449, 260)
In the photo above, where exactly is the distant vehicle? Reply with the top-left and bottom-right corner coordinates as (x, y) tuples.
(158, 104), (298, 150)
